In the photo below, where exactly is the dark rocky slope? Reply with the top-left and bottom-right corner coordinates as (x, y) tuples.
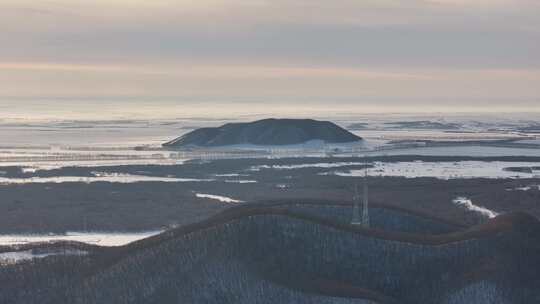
(163, 118), (362, 147)
(1, 203), (539, 304)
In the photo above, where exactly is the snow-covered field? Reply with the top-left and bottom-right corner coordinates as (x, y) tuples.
(0, 231), (162, 247)
(364, 146), (540, 157)
(0, 172), (214, 184)
(329, 161), (540, 179)
(250, 162), (366, 171)
(0, 147), (189, 171)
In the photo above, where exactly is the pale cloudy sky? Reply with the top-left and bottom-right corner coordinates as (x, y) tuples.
(0, 0), (539, 117)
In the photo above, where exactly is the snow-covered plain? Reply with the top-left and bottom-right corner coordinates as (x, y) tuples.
(330, 161), (540, 179)
(1, 115), (539, 171)
(0, 147), (188, 171)
(0, 172), (214, 184)
(364, 146), (540, 157)
(250, 162), (366, 171)
(0, 231), (162, 247)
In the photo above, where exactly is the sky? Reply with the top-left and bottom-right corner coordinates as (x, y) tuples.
(0, 0), (539, 119)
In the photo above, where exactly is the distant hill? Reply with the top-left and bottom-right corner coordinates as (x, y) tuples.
(3, 202), (540, 304)
(163, 118), (362, 148)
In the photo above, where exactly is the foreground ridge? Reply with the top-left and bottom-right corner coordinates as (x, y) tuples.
(1, 202), (539, 304)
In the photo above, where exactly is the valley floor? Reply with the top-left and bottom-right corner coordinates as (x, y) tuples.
(0, 155), (539, 235)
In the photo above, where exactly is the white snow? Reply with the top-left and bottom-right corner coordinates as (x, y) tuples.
(0, 172), (214, 184)
(364, 146), (540, 157)
(0, 147), (189, 171)
(330, 161), (540, 179)
(0, 249), (88, 265)
(0, 158), (188, 172)
(214, 173), (250, 177)
(251, 162), (366, 171)
(452, 197), (498, 219)
(0, 231), (162, 247)
(195, 193), (243, 203)
(223, 179), (257, 183)
(21, 167), (38, 173)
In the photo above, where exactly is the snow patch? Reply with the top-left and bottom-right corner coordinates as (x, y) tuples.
(0, 231), (162, 247)
(214, 173), (250, 177)
(330, 161), (540, 179)
(0, 172), (214, 184)
(453, 197), (498, 219)
(195, 193), (243, 203)
(251, 162), (366, 171)
(0, 249), (88, 265)
(21, 167), (38, 173)
(223, 179), (257, 184)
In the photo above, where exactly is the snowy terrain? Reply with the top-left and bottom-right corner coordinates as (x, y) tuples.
(363, 146), (540, 157)
(0, 231), (162, 247)
(329, 161), (540, 179)
(250, 162), (367, 171)
(0, 172), (214, 184)
(0, 249), (88, 265)
(195, 193), (244, 203)
(0, 114), (539, 169)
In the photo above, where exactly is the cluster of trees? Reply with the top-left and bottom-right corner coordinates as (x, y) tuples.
(0, 205), (539, 304)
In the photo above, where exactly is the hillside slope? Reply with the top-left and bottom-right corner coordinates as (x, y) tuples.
(1, 203), (539, 304)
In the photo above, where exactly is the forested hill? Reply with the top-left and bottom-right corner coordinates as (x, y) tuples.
(163, 118), (362, 147)
(1, 202), (540, 304)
